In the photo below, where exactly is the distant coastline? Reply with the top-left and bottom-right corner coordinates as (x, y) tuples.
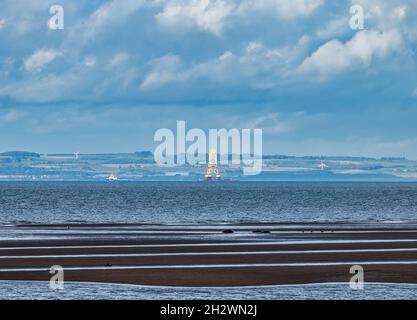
(0, 151), (416, 182)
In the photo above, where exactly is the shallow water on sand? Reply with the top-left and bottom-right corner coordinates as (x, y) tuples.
(2, 281), (417, 300)
(1, 182), (417, 225)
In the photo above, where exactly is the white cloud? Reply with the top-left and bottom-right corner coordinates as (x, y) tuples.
(316, 17), (349, 39)
(23, 49), (61, 73)
(0, 0), (58, 35)
(156, 0), (323, 35)
(392, 6), (407, 20)
(245, 41), (264, 54)
(0, 109), (26, 122)
(140, 54), (187, 89)
(140, 37), (309, 89)
(140, 50), (240, 89)
(1, 0), (415, 104)
(297, 29), (404, 78)
(0, 18), (6, 30)
(247, 113), (290, 133)
(0, 73), (79, 102)
(156, 0), (234, 36)
(237, 0), (324, 20)
(348, 0), (411, 30)
(107, 52), (129, 68)
(65, 0), (145, 47)
(83, 56), (96, 67)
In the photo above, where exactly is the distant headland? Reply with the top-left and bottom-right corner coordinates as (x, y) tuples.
(0, 150), (414, 182)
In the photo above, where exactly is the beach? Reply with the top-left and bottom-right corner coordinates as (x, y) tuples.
(1, 222), (417, 286)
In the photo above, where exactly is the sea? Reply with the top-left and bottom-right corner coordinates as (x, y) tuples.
(1, 181), (417, 225)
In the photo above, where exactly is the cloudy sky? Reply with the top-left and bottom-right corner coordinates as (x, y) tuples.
(1, 0), (417, 157)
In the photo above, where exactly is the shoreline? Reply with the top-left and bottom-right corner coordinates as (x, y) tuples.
(1, 222), (417, 287)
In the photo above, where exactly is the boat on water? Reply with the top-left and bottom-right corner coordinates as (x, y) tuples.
(107, 174), (118, 181)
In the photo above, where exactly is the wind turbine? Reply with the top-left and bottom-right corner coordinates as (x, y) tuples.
(75, 152), (79, 160)
(319, 160), (328, 171)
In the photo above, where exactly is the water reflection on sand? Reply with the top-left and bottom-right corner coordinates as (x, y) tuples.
(2, 281), (417, 300)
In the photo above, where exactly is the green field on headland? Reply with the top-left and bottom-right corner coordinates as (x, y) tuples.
(0, 151), (415, 181)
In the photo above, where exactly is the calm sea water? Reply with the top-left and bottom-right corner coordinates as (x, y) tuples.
(1, 182), (417, 225)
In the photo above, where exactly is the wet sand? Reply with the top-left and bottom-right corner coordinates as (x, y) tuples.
(1, 222), (417, 286)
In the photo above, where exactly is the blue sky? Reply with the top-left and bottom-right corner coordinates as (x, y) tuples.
(1, 0), (417, 157)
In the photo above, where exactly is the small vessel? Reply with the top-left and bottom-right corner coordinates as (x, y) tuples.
(107, 174), (118, 181)
(318, 161), (328, 171)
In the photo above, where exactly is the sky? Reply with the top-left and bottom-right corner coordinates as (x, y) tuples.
(1, 0), (417, 158)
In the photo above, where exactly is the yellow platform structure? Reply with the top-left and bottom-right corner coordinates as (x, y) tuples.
(205, 149), (221, 181)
